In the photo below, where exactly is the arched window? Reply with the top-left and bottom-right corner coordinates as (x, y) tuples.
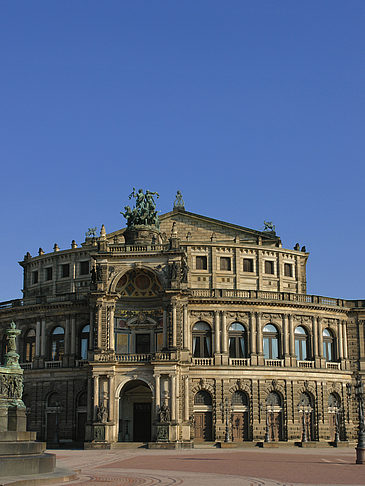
(51, 327), (64, 361)
(47, 392), (60, 408)
(328, 393), (341, 409)
(232, 390), (248, 406)
(24, 329), (36, 362)
(295, 326), (309, 361)
(229, 323), (247, 358)
(194, 390), (212, 405)
(263, 324), (279, 359)
(266, 391), (281, 407)
(323, 328), (335, 362)
(192, 322), (212, 358)
(80, 325), (90, 360)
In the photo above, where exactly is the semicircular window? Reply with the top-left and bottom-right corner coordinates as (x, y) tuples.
(116, 269), (162, 297)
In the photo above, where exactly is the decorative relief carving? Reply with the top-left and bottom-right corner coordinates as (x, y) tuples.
(262, 313), (282, 321)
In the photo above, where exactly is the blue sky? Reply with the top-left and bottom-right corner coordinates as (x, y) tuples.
(0, 1), (364, 300)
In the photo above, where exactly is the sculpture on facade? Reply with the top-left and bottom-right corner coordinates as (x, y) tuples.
(121, 188), (160, 228)
(96, 404), (108, 423)
(85, 227), (98, 238)
(173, 190), (185, 210)
(158, 403), (171, 423)
(263, 221), (276, 232)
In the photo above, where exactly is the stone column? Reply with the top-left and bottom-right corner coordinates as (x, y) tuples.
(35, 320), (41, 357)
(214, 310), (220, 354)
(289, 314), (295, 357)
(93, 375), (99, 421)
(342, 321), (348, 359)
(312, 316), (318, 358)
(87, 375), (93, 421)
(338, 320), (344, 359)
(249, 312), (257, 365)
(65, 317), (70, 355)
(163, 307), (168, 349)
(318, 318), (323, 358)
(41, 318), (46, 357)
(71, 316), (76, 355)
(221, 311), (228, 353)
(155, 374), (161, 412)
(256, 312), (263, 354)
(172, 304), (177, 348)
(183, 305), (189, 350)
(256, 312), (264, 365)
(170, 375), (176, 421)
(89, 308), (94, 351)
(97, 305), (102, 349)
(109, 306), (115, 351)
(184, 376), (189, 422)
(108, 375), (115, 422)
(282, 314), (290, 366)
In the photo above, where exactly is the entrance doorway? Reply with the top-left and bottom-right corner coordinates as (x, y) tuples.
(119, 380), (152, 442)
(231, 391), (249, 441)
(266, 391), (283, 442)
(133, 403), (151, 441)
(193, 390), (213, 441)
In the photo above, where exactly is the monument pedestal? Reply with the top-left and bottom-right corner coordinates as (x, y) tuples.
(0, 322), (58, 480)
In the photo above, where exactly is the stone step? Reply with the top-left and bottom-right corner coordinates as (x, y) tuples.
(111, 442), (147, 449)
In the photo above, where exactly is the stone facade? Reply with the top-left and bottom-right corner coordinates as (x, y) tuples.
(0, 202), (364, 447)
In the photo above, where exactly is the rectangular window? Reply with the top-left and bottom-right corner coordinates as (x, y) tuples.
(45, 267), (53, 281)
(32, 270), (39, 284)
(220, 257), (231, 271)
(284, 263), (293, 277)
(136, 333), (150, 354)
(61, 263), (70, 278)
(243, 258), (254, 272)
(196, 256), (207, 270)
(264, 261), (274, 274)
(79, 261), (89, 275)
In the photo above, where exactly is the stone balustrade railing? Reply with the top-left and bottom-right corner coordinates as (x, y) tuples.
(190, 289), (348, 307)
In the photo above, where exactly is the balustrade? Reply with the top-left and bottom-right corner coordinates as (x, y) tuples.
(193, 357), (214, 366)
(297, 360), (314, 368)
(326, 362), (341, 370)
(264, 359), (284, 367)
(229, 358), (249, 366)
(45, 360), (62, 369)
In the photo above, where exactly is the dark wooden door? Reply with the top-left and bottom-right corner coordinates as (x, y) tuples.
(268, 412), (282, 441)
(76, 412), (87, 442)
(194, 412), (213, 441)
(232, 412), (248, 441)
(133, 403), (151, 442)
(46, 413), (57, 443)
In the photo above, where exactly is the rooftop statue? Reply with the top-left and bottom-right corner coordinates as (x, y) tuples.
(263, 221), (276, 233)
(85, 227), (98, 238)
(121, 188), (160, 228)
(173, 190), (185, 210)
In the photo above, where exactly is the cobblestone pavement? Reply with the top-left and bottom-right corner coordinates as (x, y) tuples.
(51, 447), (365, 486)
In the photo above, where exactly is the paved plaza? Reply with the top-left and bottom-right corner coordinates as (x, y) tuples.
(49, 446), (365, 486)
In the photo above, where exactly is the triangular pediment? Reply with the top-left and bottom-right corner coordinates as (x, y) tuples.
(159, 209), (279, 243)
(107, 208), (279, 244)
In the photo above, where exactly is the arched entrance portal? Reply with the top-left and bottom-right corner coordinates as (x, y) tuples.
(119, 380), (152, 442)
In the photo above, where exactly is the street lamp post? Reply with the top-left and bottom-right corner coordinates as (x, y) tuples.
(221, 398), (231, 443)
(347, 375), (365, 464)
(334, 406), (343, 446)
